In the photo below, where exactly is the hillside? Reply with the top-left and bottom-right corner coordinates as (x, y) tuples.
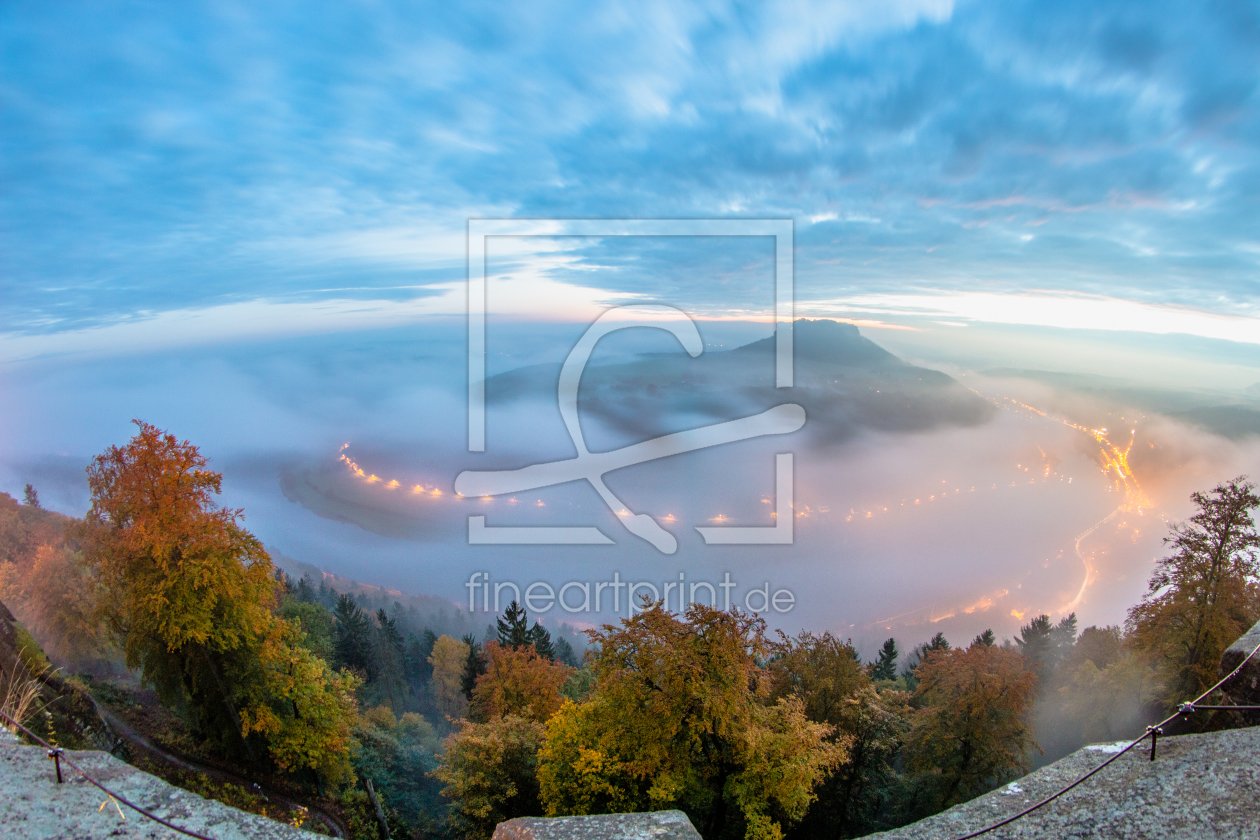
(487, 318), (993, 449)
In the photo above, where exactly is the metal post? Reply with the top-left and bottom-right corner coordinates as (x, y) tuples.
(48, 748), (64, 783)
(1147, 727), (1162, 761)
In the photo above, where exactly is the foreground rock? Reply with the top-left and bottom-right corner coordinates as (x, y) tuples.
(0, 738), (322, 839)
(1219, 617), (1260, 724)
(865, 726), (1260, 839)
(492, 810), (702, 840)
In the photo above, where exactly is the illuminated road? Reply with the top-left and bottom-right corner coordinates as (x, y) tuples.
(981, 391), (1153, 616)
(329, 386), (1157, 629)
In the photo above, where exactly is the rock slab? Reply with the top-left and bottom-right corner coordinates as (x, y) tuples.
(864, 726), (1260, 840)
(0, 741), (323, 839)
(492, 810), (702, 840)
(1219, 617), (1260, 722)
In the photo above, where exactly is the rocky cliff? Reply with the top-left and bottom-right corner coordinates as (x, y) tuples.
(0, 730), (324, 839)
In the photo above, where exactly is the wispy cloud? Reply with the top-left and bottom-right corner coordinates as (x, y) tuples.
(2, 0), (1258, 336)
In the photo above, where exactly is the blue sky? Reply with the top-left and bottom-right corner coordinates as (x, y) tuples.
(3, 0), (1260, 344)
(4, 1), (1260, 641)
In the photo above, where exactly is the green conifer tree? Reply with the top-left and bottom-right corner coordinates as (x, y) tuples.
(871, 637), (898, 680)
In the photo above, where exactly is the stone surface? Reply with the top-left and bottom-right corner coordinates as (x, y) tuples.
(492, 810), (702, 840)
(1219, 617), (1260, 722)
(864, 726), (1260, 840)
(0, 741), (324, 839)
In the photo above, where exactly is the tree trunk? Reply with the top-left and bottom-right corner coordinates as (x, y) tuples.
(365, 778), (391, 840)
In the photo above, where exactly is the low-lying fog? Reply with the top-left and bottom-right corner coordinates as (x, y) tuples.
(3, 317), (1259, 657)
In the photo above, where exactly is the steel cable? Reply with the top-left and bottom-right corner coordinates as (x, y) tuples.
(953, 637), (1260, 839)
(0, 707), (219, 840)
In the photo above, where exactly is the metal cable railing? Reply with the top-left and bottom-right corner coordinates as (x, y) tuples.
(0, 706), (219, 840)
(4, 640), (1259, 840)
(954, 638), (1260, 840)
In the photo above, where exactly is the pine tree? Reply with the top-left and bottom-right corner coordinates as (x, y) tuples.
(295, 574), (316, 604)
(1015, 615), (1054, 668)
(972, 629), (996, 648)
(497, 601), (555, 659)
(554, 636), (578, 667)
(371, 608), (407, 704)
(333, 593), (371, 675)
(376, 608), (404, 657)
(22, 484), (40, 508)
(497, 601), (531, 648)
(460, 633), (486, 701)
(871, 637), (898, 680)
(1051, 613), (1078, 661)
(529, 622), (554, 660)
(404, 629), (437, 687)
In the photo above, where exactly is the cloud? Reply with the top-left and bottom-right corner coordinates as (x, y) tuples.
(3, 0), (1260, 337)
(819, 291), (1260, 345)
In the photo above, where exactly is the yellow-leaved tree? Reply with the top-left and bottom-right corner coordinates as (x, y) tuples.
(1126, 477), (1260, 702)
(537, 603), (842, 840)
(429, 634), (471, 719)
(84, 421), (358, 784)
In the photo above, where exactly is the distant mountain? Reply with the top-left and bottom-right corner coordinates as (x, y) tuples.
(488, 319), (993, 448)
(1170, 405), (1260, 439)
(732, 319), (901, 366)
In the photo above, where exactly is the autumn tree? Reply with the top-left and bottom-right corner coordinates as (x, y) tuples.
(0, 543), (114, 670)
(769, 632), (911, 838)
(537, 603), (842, 840)
(433, 714), (547, 840)
(904, 641), (1038, 809)
(1127, 477), (1260, 701)
(83, 421), (358, 783)
(430, 634), (471, 719)
(768, 631), (866, 724)
(236, 621), (361, 784)
(901, 631), (949, 693)
(470, 641), (572, 723)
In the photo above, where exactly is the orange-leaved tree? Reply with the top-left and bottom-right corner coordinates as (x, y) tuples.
(431, 638), (575, 838)
(904, 641), (1037, 809)
(471, 640), (572, 723)
(84, 420), (358, 784)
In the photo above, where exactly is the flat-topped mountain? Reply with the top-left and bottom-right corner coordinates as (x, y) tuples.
(487, 318), (992, 448)
(733, 318), (902, 366)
